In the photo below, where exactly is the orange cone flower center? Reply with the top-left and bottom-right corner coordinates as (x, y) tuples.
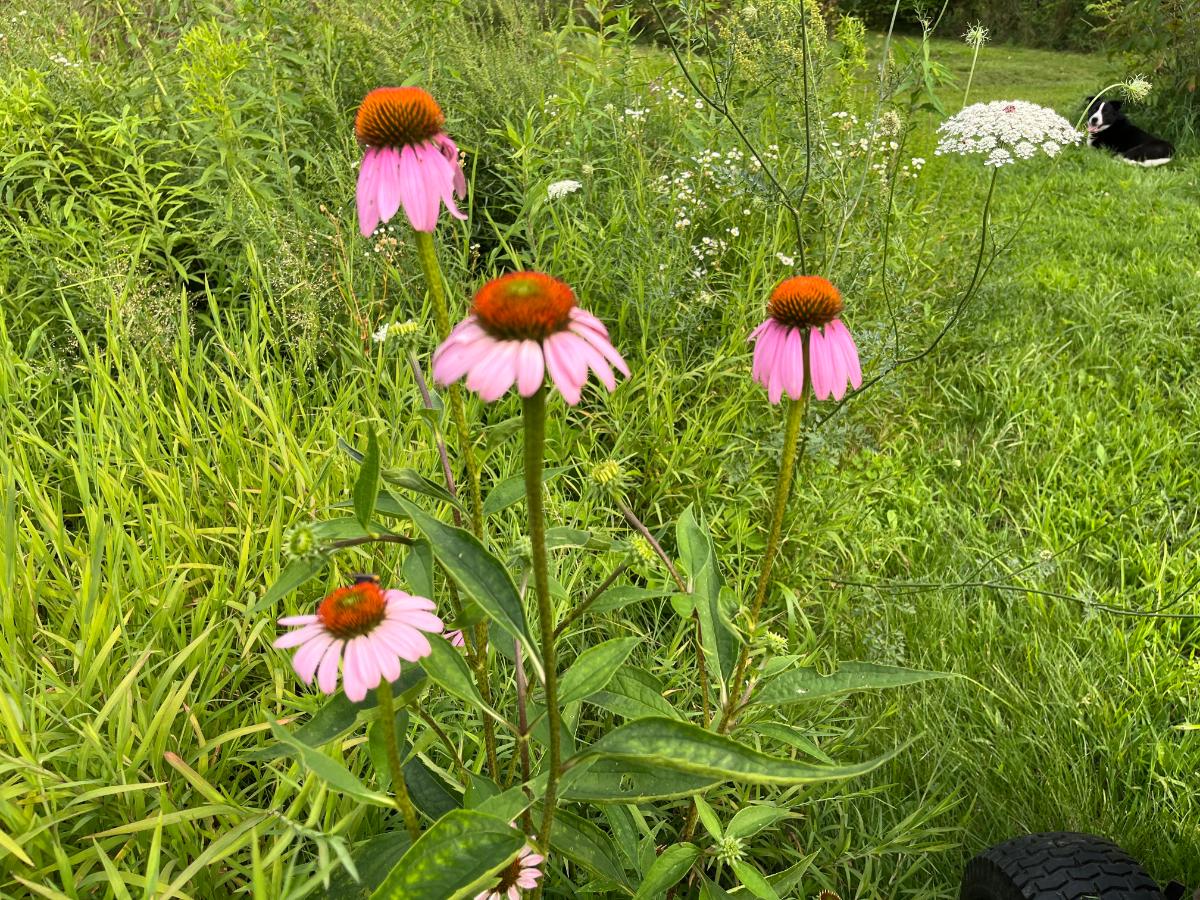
(318, 582), (387, 639)
(767, 275), (843, 329)
(472, 272), (576, 341)
(355, 87), (445, 148)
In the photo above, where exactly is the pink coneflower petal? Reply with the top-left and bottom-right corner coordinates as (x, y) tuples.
(433, 133), (467, 198)
(291, 632), (335, 683)
(357, 149), (382, 237)
(396, 144), (436, 233)
(466, 339), (521, 402)
(374, 147), (403, 226)
(569, 307), (609, 337)
(386, 607), (445, 632)
(369, 633), (401, 683)
(433, 334), (496, 387)
(446, 630), (466, 648)
(317, 640), (343, 694)
(783, 325), (805, 399)
(829, 319), (863, 389)
(383, 590), (438, 612)
(419, 141), (467, 221)
(573, 324), (629, 377)
(516, 340), (545, 396)
(278, 614), (319, 627)
(274, 623), (326, 649)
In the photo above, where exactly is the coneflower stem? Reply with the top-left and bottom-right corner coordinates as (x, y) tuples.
(413, 230), (485, 538)
(523, 388), (561, 852)
(376, 679), (420, 841)
(720, 389), (809, 732)
(412, 229), (499, 782)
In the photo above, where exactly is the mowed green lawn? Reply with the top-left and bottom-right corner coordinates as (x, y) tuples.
(2, 7), (1198, 897)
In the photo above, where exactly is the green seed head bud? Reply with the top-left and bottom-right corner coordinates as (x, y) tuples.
(715, 835), (744, 866)
(591, 460), (624, 489)
(284, 523), (318, 560)
(630, 534), (657, 567)
(763, 630), (788, 654)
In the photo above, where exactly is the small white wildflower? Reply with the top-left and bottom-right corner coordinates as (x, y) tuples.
(728, 226), (739, 237)
(776, 252), (795, 267)
(936, 100), (1080, 167)
(694, 99), (705, 110)
(547, 179), (582, 200)
(910, 157), (926, 169)
(623, 107), (648, 120)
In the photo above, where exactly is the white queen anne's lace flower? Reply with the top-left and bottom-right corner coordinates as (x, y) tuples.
(547, 179), (582, 200)
(935, 100), (1080, 167)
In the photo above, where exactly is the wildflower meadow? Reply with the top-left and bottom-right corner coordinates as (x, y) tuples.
(3, 1), (1199, 898)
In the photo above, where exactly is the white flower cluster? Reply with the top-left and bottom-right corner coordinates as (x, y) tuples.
(935, 100), (1080, 168)
(547, 179), (582, 200)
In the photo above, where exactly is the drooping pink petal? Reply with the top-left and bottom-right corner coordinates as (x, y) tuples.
(573, 325), (629, 378)
(568, 307), (610, 339)
(342, 637), (367, 702)
(435, 318), (487, 355)
(374, 147), (403, 226)
(570, 334), (616, 391)
(766, 325), (790, 404)
(446, 630), (466, 648)
(291, 632), (335, 683)
(317, 639), (343, 694)
(383, 590), (438, 612)
(808, 326), (832, 400)
(748, 319), (771, 342)
(385, 608), (445, 634)
(829, 319), (863, 389)
(357, 149), (382, 237)
(751, 320), (779, 386)
(466, 338), (521, 402)
(397, 144), (438, 233)
(367, 632), (401, 683)
(433, 333), (500, 387)
(543, 332), (584, 405)
(783, 325), (805, 399)
(417, 141), (467, 222)
(516, 340), (545, 396)
(433, 133), (467, 198)
(381, 622), (434, 661)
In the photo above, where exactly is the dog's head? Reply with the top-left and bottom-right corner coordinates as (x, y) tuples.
(1085, 96), (1125, 134)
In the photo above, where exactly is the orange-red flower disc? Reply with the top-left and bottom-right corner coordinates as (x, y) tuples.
(472, 272), (577, 341)
(767, 275), (844, 329)
(317, 581), (387, 639)
(355, 87), (446, 148)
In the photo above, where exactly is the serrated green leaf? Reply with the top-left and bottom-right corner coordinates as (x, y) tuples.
(268, 722), (391, 806)
(632, 843), (700, 900)
(482, 467), (568, 515)
(353, 427), (381, 529)
(370, 810), (524, 900)
(574, 717), (898, 785)
(749, 661), (949, 709)
(393, 496), (542, 681)
(559, 637), (640, 706)
(726, 804), (793, 841)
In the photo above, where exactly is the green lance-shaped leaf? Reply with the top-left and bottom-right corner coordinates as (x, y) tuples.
(748, 661), (950, 709)
(558, 637), (640, 706)
(403, 538), (435, 599)
(252, 554), (328, 614)
(268, 722), (392, 806)
(324, 831), (412, 899)
(732, 861), (780, 900)
(586, 666), (684, 722)
(726, 804), (794, 841)
(632, 843), (701, 900)
(370, 810), (525, 900)
(589, 586), (681, 616)
(382, 467), (465, 513)
(419, 635), (509, 727)
(353, 426), (381, 530)
(540, 806), (635, 892)
(394, 496), (543, 681)
(482, 466), (568, 516)
(572, 717), (898, 786)
(677, 504), (738, 688)
(247, 668), (426, 762)
(560, 759), (719, 804)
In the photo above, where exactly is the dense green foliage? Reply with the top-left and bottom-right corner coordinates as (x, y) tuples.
(831, 0), (1094, 50)
(3, 1), (1199, 897)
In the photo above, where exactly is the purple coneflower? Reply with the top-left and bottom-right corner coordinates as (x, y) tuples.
(433, 271), (628, 405)
(355, 87), (466, 236)
(274, 578), (443, 702)
(474, 844), (545, 900)
(750, 275), (862, 403)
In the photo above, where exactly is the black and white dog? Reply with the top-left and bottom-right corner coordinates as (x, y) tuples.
(1085, 97), (1174, 167)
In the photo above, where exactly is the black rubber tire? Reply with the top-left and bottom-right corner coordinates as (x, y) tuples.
(960, 832), (1165, 900)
